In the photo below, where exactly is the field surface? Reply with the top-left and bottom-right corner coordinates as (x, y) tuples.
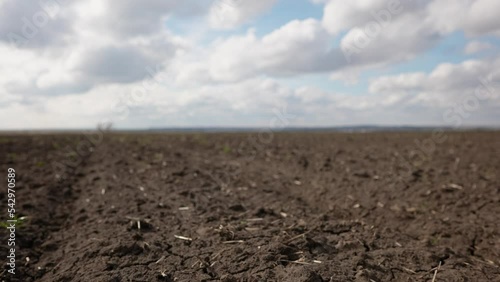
(0, 132), (499, 281)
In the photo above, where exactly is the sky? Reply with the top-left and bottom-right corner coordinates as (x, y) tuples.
(0, 0), (499, 129)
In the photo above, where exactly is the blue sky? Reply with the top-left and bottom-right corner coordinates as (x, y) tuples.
(251, 0), (324, 35)
(0, 0), (499, 129)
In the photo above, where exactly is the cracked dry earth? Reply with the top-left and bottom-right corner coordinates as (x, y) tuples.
(1, 131), (499, 281)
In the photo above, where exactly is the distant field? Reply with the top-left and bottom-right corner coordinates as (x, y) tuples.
(1, 132), (499, 281)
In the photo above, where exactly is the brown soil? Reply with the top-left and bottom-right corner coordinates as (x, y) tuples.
(1, 131), (499, 282)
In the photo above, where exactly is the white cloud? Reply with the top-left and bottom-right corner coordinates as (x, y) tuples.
(72, 0), (209, 39)
(322, 0), (408, 35)
(170, 19), (342, 83)
(426, 0), (500, 37)
(208, 0), (278, 29)
(464, 40), (494, 54)
(0, 0), (74, 48)
(369, 73), (427, 94)
(338, 11), (440, 68)
(322, 0), (500, 38)
(0, 77), (294, 129)
(369, 57), (500, 107)
(209, 19), (336, 79)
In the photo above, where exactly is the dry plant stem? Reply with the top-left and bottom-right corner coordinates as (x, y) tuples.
(432, 261), (442, 282)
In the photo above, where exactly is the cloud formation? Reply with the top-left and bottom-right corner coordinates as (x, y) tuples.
(209, 0), (278, 29)
(0, 0), (499, 129)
